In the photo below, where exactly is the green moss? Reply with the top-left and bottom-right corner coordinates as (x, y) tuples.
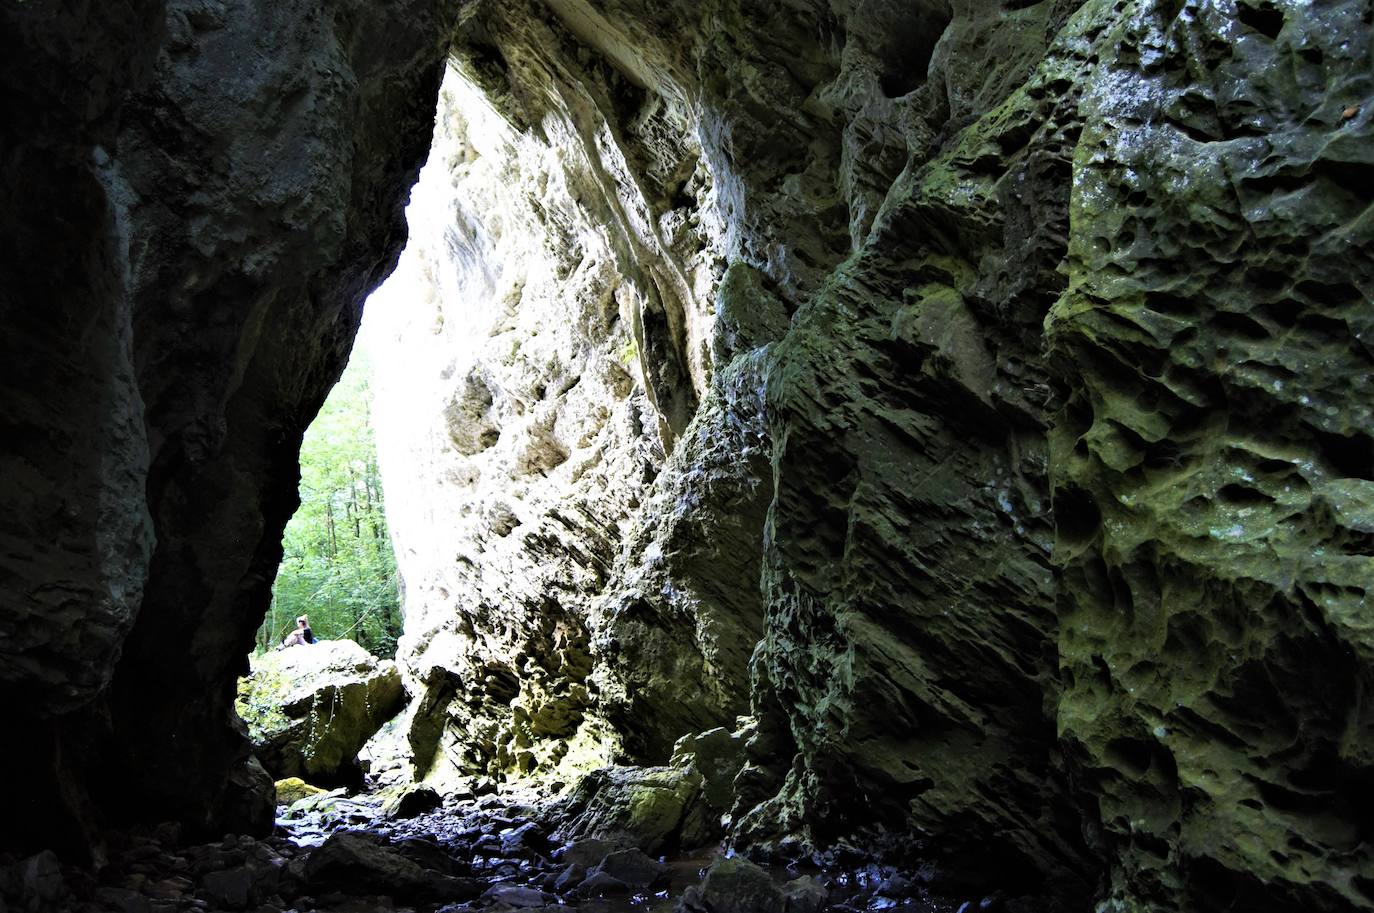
(275, 777), (326, 805)
(235, 661), (291, 741)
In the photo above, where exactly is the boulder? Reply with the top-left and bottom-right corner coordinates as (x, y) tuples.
(237, 639), (405, 784)
(304, 831), (480, 903)
(556, 838), (617, 868)
(499, 821), (549, 857)
(781, 876), (828, 913)
(553, 766), (704, 855)
(680, 856), (784, 913)
(588, 849), (668, 889)
(275, 777), (326, 806)
(553, 864), (587, 893)
(384, 785), (443, 820)
(577, 871), (632, 896)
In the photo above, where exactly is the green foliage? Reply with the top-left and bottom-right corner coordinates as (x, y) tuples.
(255, 350), (403, 658)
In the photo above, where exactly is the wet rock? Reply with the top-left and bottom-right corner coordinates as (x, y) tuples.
(873, 875), (914, 900)
(385, 786), (442, 820)
(304, 832), (480, 904)
(499, 822), (548, 858)
(577, 871), (631, 897)
(781, 876), (828, 913)
(588, 849), (667, 889)
(482, 884), (552, 908)
(553, 864), (587, 893)
(680, 856), (784, 913)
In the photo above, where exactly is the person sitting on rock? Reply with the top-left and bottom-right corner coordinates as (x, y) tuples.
(280, 614), (316, 648)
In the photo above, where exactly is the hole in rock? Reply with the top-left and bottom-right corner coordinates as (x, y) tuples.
(876, 0), (954, 97)
(1053, 484), (1102, 545)
(1216, 483), (1272, 506)
(1236, 1), (1285, 39)
(1311, 427), (1374, 480)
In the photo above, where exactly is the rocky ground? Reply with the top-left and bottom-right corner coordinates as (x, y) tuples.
(0, 784), (1010, 913)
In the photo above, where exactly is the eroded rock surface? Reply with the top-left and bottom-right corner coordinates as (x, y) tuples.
(1046, 3), (1374, 909)
(238, 640), (406, 785)
(1, 0), (457, 851)
(374, 0), (1374, 910)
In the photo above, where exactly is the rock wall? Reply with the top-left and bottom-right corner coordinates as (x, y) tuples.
(1048, 2), (1374, 909)
(377, 0), (1374, 909)
(367, 20), (752, 787)
(2, 0), (1371, 907)
(0, 0), (456, 853)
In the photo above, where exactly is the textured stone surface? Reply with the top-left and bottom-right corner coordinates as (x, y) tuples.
(383, 0), (1096, 900)
(237, 640), (405, 784)
(368, 35), (750, 786)
(551, 764), (706, 855)
(3, 0), (1372, 907)
(0, 0), (457, 852)
(1046, 1), (1374, 909)
(376, 0), (1374, 909)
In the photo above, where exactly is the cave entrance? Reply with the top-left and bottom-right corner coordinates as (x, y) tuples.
(235, 307), (412, 792)
(251, 321), (402, 661)
(237, 36), (751, 808)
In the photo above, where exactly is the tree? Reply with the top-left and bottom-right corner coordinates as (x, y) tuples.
(256, 350), (403, 657)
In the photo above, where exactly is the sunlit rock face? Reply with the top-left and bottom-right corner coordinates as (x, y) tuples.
(0, 0), (456, 852)
(369, 46), (757, 786)
(379, 0), (1374, 909)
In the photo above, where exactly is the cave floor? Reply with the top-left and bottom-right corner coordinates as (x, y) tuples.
(3, 786), (984, 913)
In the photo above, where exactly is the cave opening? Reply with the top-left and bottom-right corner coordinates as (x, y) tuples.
(5, 0), (1369, 909)
(234, 52), (690, 825)
(250, 329), (401, 661)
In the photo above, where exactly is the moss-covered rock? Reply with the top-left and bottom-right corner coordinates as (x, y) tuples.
(1044, 0), (1374, 909)
(274, 778), (326, 806)
(237, 640), (405, 785)
(552, 765), (708, 855)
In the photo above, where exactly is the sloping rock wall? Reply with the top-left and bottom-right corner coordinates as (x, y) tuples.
(368, 8), (771, 788)
(0, 0), (457, 852)
(377, 0), (1374, 909)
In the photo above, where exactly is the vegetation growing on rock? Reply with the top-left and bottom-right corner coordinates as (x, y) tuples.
(237, 639), (406, 786)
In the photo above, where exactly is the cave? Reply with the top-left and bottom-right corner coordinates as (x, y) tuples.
(2, 0), (1373, 911)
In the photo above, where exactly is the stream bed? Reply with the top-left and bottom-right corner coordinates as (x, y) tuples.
(1, 785), (999, 913)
